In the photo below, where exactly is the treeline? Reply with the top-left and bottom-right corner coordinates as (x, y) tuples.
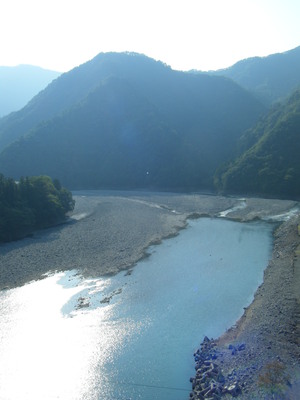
(215, 89), (300, 198)
(0, 174), (75, 242)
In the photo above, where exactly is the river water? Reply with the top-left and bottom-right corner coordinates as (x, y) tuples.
(0, 218), (273, 400)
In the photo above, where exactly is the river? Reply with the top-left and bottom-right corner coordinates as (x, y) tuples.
(0, 217), (273, 400)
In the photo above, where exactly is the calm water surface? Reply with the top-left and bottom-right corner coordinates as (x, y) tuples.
(0, 218), (273, 400)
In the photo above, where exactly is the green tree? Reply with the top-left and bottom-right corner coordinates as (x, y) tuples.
(0, 174), (75, 242)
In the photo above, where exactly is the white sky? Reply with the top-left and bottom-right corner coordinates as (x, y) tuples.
(1, 0), (299, 72)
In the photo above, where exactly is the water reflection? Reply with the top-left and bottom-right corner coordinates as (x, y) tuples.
(0, 218), (273, 400)
(0, 272), (132, 400)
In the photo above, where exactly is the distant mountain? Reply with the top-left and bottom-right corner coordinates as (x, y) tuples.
(215, 89), (300, 198)
(213, 46), (300, 106)
(0, 65), (61, 118)
(0, 52), (265, 190)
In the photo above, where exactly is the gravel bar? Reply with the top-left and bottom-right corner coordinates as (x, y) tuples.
(0, 190), (299, 398)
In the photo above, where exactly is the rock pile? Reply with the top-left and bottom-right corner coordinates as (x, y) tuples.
(190, 336), (242, 399)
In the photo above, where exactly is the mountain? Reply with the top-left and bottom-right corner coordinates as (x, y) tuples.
(0, 52), (265, 190)
(213, 46), (300, 106)
(0, 65), (61, 118)
(215, 89), (300, 199)
(0, 78), (184, 189)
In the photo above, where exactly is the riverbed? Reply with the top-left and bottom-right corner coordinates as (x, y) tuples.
(0, 191), (296, 291)
(0, 191), (298, 399)
(0, 217), (274, 400)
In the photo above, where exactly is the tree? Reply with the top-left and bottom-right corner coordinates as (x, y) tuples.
(0, 174), (75, 242)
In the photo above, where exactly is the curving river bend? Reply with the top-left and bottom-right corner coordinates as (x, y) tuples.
(0, 215), (274, 400)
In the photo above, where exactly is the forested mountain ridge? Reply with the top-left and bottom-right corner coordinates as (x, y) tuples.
(212, 46), (300, 106)
(0, 52), (265, 190)
(0, 65), (61, 118)
(215, 89), (300, 198)
(0, 53), (264, 152)
(0, 54), (176, 151)
(0, 78), (184, 188)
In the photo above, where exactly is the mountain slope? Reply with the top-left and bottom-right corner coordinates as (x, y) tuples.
(0, 78), (185, 189)
(215, 89), (300, 198)
(213, 46), (300, 106)
(0, 52), (265, 190)
(0, 65), (61, 118)
(0, 53), (265, 153)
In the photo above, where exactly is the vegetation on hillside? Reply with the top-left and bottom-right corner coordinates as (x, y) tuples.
(0, 53), (265, 190)
(1, 50), (300, 198)
(215, 89), (300, 198)
(0, 174), (74, 242)
(213, 45), (300, 105)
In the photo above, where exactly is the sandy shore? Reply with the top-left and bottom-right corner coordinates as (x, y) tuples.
(0, 190), (299, 397)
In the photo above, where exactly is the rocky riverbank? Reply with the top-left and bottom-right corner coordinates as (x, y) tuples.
(0, 191), (299, 398)
(190, 214), (300, 399)
(0, 191), (238, 290)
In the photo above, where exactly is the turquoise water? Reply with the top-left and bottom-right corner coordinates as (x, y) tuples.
(0, 218), (273, 400)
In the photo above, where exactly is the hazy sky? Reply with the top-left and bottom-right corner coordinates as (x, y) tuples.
(1, 0), (299, 72)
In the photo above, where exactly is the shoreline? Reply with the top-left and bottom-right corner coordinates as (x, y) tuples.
(190, 215), (300, 399)
(0, 192), (299, 398)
